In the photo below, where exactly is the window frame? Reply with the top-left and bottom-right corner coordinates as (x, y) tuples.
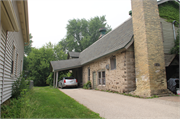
(11, 45), (16, 75)
(88, 67), (90, 81)
(15, 53), (18, 76)
(110, 55), (116, 70)
(98, 70), (106, 85)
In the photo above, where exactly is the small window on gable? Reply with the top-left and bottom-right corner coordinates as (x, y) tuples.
(110, 56), (116, 70)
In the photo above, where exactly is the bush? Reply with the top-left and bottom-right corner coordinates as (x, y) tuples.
(1, 89), (34, 118)
(12, 73), (30, 98)
(170, 31), (179, 54)
(83, 81), (91, 89)
(46, 72), (53, 86)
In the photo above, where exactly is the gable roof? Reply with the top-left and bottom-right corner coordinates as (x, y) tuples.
(79, 18), (133, 65)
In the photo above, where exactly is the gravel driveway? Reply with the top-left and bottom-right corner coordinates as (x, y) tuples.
(59, 88), (180, 119)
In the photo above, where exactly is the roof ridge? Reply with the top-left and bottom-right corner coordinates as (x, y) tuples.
(51, 58), (80, 62)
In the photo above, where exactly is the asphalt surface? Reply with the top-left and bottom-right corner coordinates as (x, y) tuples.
(59, 88), (180, 119)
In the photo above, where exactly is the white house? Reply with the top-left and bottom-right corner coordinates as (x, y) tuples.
(0, 0), (29, 104)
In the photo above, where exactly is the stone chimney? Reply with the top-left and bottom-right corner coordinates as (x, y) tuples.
(99, 27), (106, 39)
(131, 0), (171, 97)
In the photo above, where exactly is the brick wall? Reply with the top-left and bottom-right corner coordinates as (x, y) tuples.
(82, 45), (136, 93)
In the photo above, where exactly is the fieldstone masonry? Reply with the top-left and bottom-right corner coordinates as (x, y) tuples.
(131, 0), (171, 97)
(83, 45), (136, 93)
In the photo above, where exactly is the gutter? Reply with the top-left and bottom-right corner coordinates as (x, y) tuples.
(54, 65), (82, 72)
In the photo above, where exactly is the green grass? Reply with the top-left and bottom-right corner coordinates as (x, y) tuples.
(1, 86), (101, 118)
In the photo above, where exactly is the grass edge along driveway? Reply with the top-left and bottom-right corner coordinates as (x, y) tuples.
(18, 86), (101, 118)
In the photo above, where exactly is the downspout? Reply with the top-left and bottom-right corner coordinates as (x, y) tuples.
(172, 20), (177, 41)
(1, 30), (8, 104)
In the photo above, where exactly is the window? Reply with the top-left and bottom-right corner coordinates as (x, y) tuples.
(98, 71), (105, 85)
(110, 56), (116, 70)
(88, 67), (90, 81)
(11, 46), (15, 74)
(16, 54), (18, 75)
(20, 60), (23, 73)
(102, 71), (105, 85)
(98, 72), (101, 84)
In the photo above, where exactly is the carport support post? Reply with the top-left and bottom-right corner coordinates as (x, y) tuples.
(56, 72), (58, 88)
(53, 72), (55, 88)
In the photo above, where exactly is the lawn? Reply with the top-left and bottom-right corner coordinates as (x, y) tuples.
(1, 86), (101, 118)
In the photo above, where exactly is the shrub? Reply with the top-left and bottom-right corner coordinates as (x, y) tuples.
(12, 73), (30, 99)
(46, 72), (53, 86)
(170, 31), (179, 54)
(83, 81), (91, 89)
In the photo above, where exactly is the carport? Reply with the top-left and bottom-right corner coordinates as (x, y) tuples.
(50, 59), (82, 88)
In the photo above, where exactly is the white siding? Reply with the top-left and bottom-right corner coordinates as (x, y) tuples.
(0, 1), (25, 104)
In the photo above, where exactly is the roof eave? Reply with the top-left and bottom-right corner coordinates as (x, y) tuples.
(16, 0), (29, 45)
(157, 0), (180, 5)
(1, 0), (19, 32)
(54, 65), (82, 72)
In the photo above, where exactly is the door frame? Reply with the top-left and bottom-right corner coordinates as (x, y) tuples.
(93, 71), (96, 89)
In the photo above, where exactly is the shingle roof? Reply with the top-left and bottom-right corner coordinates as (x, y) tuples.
(79, 18), (133, 65)
(68, 52), (80, 58)
(51, 59), (81, 71)
(51, 18), (133, 71)
(164, 54), (176, 67)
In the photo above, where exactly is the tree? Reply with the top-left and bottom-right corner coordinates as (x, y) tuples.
(27, 45), (56, 86)
(23, 33), (33, 71)
(24, 33), (33, 56)
(170, 31), (179, 54)
(64, 15), (112, 52)
(54, 42), (68, 60)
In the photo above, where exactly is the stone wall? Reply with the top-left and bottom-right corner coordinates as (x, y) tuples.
(131, 0), (171, 97)
(82, 45), (136, 93)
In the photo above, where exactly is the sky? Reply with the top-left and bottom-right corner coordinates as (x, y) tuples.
(28, 0), (132, 48)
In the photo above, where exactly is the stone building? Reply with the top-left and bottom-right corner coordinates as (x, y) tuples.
(0, 0), (29, 104)
(50, 0), (179, 97)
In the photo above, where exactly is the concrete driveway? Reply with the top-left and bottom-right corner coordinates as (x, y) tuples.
(59, 88), (180, 119)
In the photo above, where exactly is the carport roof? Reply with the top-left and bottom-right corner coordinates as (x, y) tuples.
(50, 59), (81, 72)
